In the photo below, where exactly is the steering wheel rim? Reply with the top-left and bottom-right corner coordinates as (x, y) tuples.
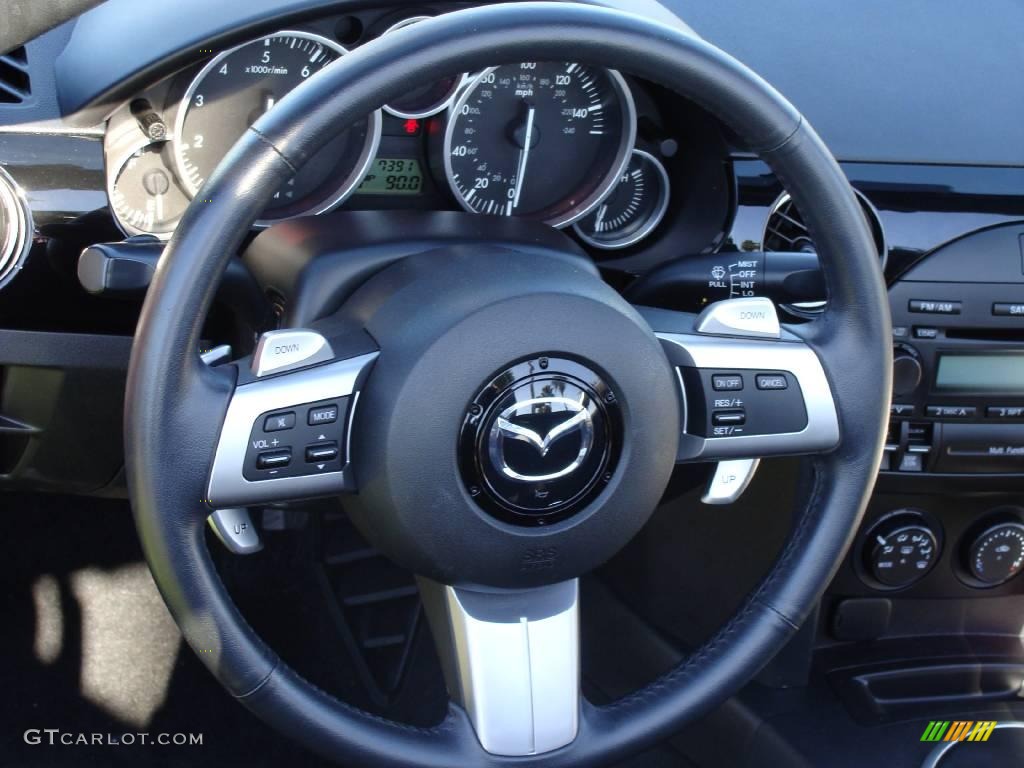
(125, 3), (891, 766)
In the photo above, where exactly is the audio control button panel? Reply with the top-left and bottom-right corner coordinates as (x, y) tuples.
(243, 397), (350, 481)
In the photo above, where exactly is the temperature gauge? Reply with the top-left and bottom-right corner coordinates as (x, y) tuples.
(109, 143), (190, 237)
(573, 149), (670, 250)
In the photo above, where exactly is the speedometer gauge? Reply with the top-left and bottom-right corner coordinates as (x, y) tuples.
(443, 62), (635, 228)
(174, 31), (381, 224)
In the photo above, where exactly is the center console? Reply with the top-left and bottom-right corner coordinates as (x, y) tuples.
(882, 223), (1024, 477)
(817, 223), (1024, 732)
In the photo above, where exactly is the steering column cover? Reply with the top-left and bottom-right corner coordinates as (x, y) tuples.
(125, 3), (890, 766)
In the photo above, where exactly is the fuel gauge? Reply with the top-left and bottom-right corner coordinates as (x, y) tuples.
(109, 142), (190, 238)
(573, 149), (670, 250)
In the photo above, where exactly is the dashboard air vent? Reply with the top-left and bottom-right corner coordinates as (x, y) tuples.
(762, 189), (885, 314)
(764, 189), (885, 260)
(0, 166), (31, 290)
(0, 47), (31, 104)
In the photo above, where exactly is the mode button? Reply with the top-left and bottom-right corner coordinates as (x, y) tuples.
(308, 404), (339, 426)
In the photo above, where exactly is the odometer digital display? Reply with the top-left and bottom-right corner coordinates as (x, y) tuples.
(173, 31), (381, 223)
(443, 62), (636, 228)
(357, 158), (424, 195)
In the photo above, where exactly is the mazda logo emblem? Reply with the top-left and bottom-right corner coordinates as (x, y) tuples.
(489, 396), (595, 482)
(459, 359), (621, 525)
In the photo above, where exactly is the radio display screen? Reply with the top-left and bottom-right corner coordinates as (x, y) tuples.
(935, 353), (1024, 393)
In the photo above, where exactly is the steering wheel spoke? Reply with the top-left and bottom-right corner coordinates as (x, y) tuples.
(641, 297), (841, 502)
(419, 578), (580, 757)
(205, 328), (378, 509)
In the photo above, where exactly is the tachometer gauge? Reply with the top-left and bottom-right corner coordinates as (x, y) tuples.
(380, 16), (466, 119)
(444, 62), (636, 228)
(573, 149), (670, 249)
(174, 31), (381, 224)
(110, 142), (190, 237)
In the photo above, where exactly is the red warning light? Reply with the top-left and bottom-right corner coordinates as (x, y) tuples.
(403, 118), (421, 135)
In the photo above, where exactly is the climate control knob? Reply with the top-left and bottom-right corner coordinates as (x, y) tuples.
(967, 522), (1024, 586)
(892, 346), (923, 397)
(863, 511), (940, 589)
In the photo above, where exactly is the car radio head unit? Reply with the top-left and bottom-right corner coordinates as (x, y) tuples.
(880, 223), (1024, 476)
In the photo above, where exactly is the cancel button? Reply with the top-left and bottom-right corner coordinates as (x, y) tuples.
(756, 373), (788, 391)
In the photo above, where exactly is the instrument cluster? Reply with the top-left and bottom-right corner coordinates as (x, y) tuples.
(103, 15), (684, 255)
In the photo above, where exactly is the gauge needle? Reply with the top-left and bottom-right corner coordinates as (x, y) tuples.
(512, 104), (535, 210)
(593, 204), (608, 233)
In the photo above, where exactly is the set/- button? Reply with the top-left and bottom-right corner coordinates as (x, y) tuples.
(712, 410), (746, 426)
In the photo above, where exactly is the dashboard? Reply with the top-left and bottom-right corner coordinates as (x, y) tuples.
(0, 2), (1024, 756)
(99, 13), (720, 262)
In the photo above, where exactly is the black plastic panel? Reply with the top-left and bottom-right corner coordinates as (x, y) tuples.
(900, 222), (1024, 284)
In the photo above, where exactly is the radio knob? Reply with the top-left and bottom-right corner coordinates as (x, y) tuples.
(892, 347), (923, 397)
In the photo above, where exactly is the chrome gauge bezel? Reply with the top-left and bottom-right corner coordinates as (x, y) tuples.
(573, 148), (671, 250)
(762, 188), (887, 316)
(0, 164), (32, 291)
(442, 64), (637, 229)
(107, 137), (182, 240)
(379, 16), (468, 120)
(172, 30), (382, 227)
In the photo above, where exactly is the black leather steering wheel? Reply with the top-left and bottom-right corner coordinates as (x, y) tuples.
(125, 3), (891, 766)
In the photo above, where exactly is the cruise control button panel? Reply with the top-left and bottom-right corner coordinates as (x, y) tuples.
(680, 368), (808, 438)
(243, 397), (350, 481)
